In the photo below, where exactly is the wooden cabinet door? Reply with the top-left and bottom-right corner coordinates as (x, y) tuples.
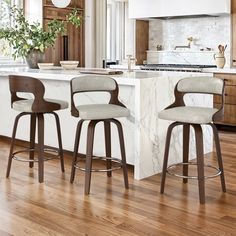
(43, 1), (85, 66)
(136, 20), (149, 65)
(44, 20), (84, 66)
(72, 0), (84, 8)
(213, 73), (236, 125)
(44, 19), (64, 65)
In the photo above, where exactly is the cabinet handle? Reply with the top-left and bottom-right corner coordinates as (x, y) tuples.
(233, 60), (236, 62)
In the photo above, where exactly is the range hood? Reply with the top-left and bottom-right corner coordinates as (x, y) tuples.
(129, 0), (231, 19)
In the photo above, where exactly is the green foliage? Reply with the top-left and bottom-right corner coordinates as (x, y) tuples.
(66, 8), (82, 28)
(0, 5), (82, 59)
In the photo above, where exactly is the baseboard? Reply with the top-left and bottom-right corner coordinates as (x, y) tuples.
(215, 124), (236, 133)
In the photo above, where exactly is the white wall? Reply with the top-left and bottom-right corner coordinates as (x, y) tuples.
(148, 16), (231, 66)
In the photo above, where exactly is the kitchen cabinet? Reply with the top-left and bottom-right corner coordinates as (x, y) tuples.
(43, 0), (85, 66)
(129, 0), (230, 19)
(135, 20), (149, 65)
(213, 73), (236, 125)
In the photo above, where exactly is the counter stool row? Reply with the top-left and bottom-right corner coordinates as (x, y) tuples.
(5, 74), (226, 204)
(6, 75), (129, 194)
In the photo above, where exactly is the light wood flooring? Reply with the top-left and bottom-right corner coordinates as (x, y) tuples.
(0, 132), (236, 236)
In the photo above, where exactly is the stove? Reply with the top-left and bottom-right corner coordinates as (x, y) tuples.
(140, 64), (217, 72)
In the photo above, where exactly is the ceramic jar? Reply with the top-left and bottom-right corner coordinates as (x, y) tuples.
(214, 52), (226, 69)
(25, 49), (45, 69)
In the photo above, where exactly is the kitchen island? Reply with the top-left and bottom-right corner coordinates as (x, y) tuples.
(0, 67), (213, 179)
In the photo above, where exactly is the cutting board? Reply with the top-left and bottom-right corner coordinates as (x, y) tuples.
(79, 69), (123, 75)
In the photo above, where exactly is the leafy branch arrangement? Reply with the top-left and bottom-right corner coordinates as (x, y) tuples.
(0, 5), (82, 59)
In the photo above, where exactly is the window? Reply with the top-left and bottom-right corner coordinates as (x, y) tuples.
(106, 0), (135, 64)
(0, 0), (23, 61)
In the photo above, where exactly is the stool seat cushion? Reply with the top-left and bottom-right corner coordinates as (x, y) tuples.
(12, 98), (68, 112)
(76, 104), (130, 120)
(158, 106), (218, 124)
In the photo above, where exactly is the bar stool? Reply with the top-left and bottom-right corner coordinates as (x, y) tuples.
(158, 76), (226, 204)
(6, 75), (68, 183)
(70, 75), (129, 194)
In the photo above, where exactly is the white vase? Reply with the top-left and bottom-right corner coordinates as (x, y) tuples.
(214, 53), (226, 69)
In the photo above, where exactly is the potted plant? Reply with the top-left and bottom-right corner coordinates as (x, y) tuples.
(0, 5), (82, 68)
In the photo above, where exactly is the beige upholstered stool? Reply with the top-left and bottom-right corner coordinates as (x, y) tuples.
(6, 75), (68, 183)
(158, 76), (226, 204)
(70, 75), (129, 195)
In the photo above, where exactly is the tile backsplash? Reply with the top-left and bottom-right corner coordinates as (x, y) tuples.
(148, 16), (231, 66)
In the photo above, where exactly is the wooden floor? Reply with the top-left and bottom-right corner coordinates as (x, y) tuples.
(0, 132), (236, 236)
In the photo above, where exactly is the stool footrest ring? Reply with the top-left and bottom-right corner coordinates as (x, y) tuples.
(12, 148), (60, 162)
(166, 162), (221, 179)
(74, 156), (123, 172)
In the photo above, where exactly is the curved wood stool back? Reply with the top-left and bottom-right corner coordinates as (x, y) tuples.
(6, 75), (66, 183)
(70, 75), (129, 194)
(159, 77), (226, 204)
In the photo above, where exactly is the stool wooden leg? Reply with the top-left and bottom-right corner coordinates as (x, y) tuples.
(52, 112), (65, 173)
(112, 119), (129, 189)
(37, 113), (44, 183)
(210, 124), (226, 192)
(70, 120), (84, 183)
(29, 114), (36, 168)
(85, 120), (97, 195)
(6, 113), (24, 178)
(192, 124), (205, 204)
(160, 122), (179, 194)
(183, 124), (190, 183)
(104, 121), (112, 177)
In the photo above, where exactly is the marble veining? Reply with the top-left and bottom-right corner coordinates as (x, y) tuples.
(0, 68), (214, 179)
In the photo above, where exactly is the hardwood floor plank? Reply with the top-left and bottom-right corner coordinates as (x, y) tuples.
(0, 131), (236, 235)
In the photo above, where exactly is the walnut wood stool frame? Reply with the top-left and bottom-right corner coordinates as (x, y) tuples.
(70, 75), (129, 195)
(6, 75), (67, 183)
(158, 77), (226, 204)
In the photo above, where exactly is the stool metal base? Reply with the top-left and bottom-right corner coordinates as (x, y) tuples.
(167, 162), (221, 179)
(74, 156), (122, 172)
(12, 148), (60, 163)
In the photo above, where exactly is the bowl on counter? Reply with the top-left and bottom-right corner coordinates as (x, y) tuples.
(60, 61), (79, 70)
(37, 63), (54, 70)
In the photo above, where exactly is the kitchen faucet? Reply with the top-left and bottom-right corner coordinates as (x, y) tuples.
(127, 55), (136, 72)
(174, 37), (193, 50)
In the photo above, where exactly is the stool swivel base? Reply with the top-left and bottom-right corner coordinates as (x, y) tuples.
(70, 118), (129, 195)
(160, 122), (226, 204)
(6, 112), (65, 183)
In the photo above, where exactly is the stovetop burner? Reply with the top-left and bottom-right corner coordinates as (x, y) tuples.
(140, 64), (217, 72)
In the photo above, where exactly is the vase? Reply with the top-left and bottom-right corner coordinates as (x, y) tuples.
(214, 52), (226, 69)
(25, 49), (45, 69)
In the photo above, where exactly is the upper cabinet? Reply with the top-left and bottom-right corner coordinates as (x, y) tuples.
(129, 0), (231, 19)
(43, 0), (85, 66)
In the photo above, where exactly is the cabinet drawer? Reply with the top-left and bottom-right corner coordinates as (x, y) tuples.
(214, 73), (236, 86)
(214, 103), (236, 125)
(214, 85), (236, 105)
(44, 7), (71, 20)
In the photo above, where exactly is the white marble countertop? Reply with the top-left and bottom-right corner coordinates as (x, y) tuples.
(202, 67), (236, 74)
(0, 66), (212, 86)
(0, 66), (214, 180)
